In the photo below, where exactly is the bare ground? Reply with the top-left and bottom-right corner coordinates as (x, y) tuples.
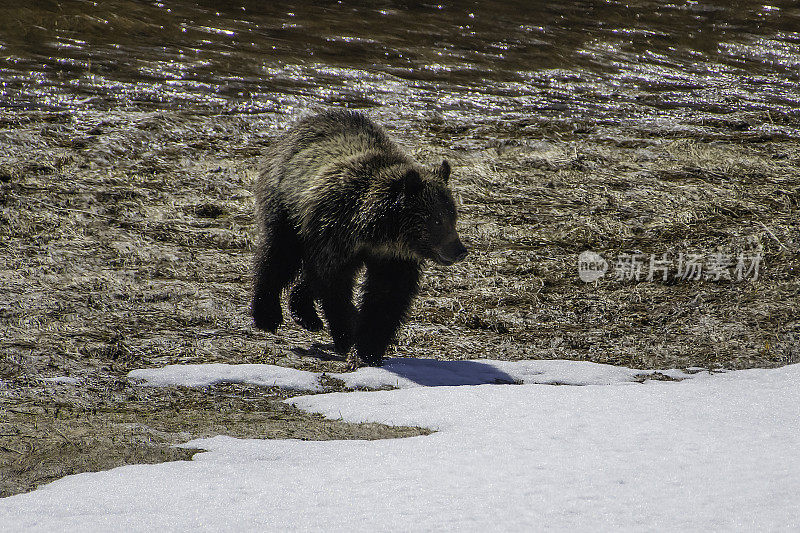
(1, 109), (798, 497)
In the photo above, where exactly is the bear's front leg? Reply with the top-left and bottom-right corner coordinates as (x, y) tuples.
(289, 270), (323, 331)
(251, 210), (302, 332)
(356, 258), (421, 366)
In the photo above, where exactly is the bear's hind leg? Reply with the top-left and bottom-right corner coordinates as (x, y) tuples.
(251, 211), (301, 332)
(289, 271), (323, 331)
(356, 258), (420, 366)
(314, 268), (358, 355)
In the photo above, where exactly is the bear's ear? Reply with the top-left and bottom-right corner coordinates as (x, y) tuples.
(435, 159), (451, 184)
(389, 168), (423, 203)
(402, 168), (423, 196)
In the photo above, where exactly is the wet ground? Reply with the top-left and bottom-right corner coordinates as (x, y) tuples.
(1, 1), (799, 497)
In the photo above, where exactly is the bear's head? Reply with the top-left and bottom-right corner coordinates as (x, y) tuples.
(391, 160), (468, 266)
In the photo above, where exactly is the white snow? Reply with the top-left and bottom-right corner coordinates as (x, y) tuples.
(127, 363), (322, 391)
(40, 376), (81, 385)
(125, 358), (701, 391)
(2, 360), (798, 532)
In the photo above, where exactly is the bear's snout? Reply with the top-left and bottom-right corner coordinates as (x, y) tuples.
(435, 238), (468, 265)
(452, 239), (468, 263)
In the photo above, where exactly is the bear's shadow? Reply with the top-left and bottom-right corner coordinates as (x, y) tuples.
(362, 358), (520, 387)
(290, 346), (520, 387)
(291, 343), (343, 361)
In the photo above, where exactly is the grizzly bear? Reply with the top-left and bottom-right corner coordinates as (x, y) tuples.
(252, 110), (467, 366)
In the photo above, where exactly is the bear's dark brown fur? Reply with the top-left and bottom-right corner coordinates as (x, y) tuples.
(252, 110), (467, 366)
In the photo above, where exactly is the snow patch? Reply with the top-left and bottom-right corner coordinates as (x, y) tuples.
(40, 376), (81, 385)
(331, 358), (703, 389)
(127, 358), (704, 392)
(2, 363), (798, 531)
(128, 363), (322, 391)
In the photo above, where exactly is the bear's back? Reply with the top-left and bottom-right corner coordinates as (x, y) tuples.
(259, 111), (409, 215)
(279, 110), (401, 166)
(290, 110), (392, 150)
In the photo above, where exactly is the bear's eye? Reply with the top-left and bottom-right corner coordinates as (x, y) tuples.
(433, 218), (442, 226)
